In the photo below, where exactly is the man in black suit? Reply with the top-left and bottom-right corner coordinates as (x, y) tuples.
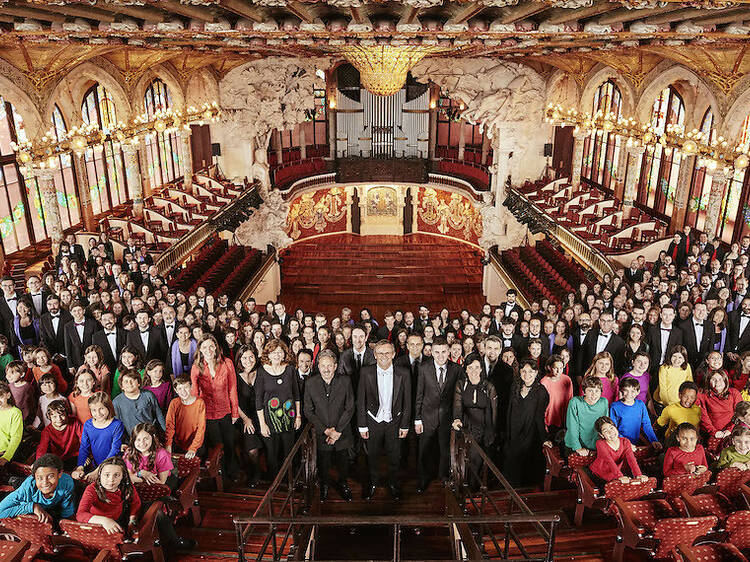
(571, 311), (593, 385)
(0, 276), (19, 343)
(40, 294), (72, 359)
(376, 311), (398, 342)
(66, 234), (86, 266)
(499, 289), (523, 321)
(63, 301), (97, 374)
(394, 333), (423, 468)
(358, 339), (411, 501)
(729, 297), (750, 362)
(414, 338), (459, 492)
(580, 311), (626, 379)
(624, 259), (644, 284)
(92, 310), (126, 375)
(680, 302), (712, 371)
(647, 305), (684, 386)
(273, 302), (290, 329)
(497, 319), (524, 357)
(24, 275), (49, 317)
(126, 310), (167, 363)
(337, 325), (375, 391)
(303, 350), (355, 502)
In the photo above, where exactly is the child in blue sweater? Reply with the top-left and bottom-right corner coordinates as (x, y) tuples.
(0, 454), (75, 521)
(72, 392), (124, 483)
(609, 378), (662, 450)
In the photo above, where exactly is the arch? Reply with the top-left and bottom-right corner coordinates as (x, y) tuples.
(580, 66), (636, 119)
(142, 77), (182, 186)
(580, 80), (624, 192)
(133, 65), (185, 112)
(545, 70), (580, 112)
(722, 83), (750, 141)
(684, 107), (715, 232)
(185, 69), (220, 108)
(0, 74), (44, 139)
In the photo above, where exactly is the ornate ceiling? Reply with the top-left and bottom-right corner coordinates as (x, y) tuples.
(0, 0), (750, 96)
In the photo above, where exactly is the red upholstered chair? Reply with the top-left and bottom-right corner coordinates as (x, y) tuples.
(726, 510), (750, 550)
(611, 496), (680, 561)
(204, 444), (224, 492)
(134, 482), (171, 505)
(662, 472), (712, 516)
(172, 454), (202, 526)
(542, 445), (570, 491)
(0, 515), (56, 559)
(674, 542), (748, 562)
(0, 539), (29, 562)
(650, 516), (718, 560)
(716, 468), (750, 509)
(60, 500), (165, 562)
(681, 489), (738, 524)
(573, 466), (656, 526)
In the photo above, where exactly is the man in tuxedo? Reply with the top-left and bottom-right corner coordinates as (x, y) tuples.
(63, 301), (97, 374)
(273, 302), (290, 329)
(413, 338), (460, 492)
(580, 311), (625, 379)
(0, 276), (19, 342)
(489, 307), (504, 335)
(415, 305), (430, 334)
(402, 311), (418, 335)
(160, 306), (178, 372)
(25, 275), (49, 317)
(696, 232), (715, 260)
(376, 312), (398, 342)
(394, 333), (423, 468)
(624, 259), (644, 284)
(304, 350), (355, 502)
(497, 320), (523, 357)
(296, 349), (314, 403)
(499, 290), (523, 321)
(40, 294), (72, 359)
(680, 302), (712, 371)
(337, 325), (375, 391)
(92, 310), (126, 375)
(729, 297), (750, 362)
(126, 310), (167, 363)
(358, 339), (411, 501)
(66, 234), (86, 266)
(648, 305), (684, 381)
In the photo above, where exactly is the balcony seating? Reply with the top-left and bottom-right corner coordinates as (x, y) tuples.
(214, 249), (263, 300)
(171, 238), (225, 291)
(435, 159), (489, 190)
(273, 158), (328, 189)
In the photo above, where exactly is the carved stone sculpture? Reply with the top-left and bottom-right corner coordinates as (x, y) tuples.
(477, 192), (526, 251)
(235, 190), (293, 251)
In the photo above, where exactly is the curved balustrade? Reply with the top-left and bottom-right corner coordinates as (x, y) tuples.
(435, 158), (490, 191)
(273, 157), (328, 189)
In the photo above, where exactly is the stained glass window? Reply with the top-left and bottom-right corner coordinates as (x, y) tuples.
(144, 79), (181, 187)
(581, 80), (622, 191)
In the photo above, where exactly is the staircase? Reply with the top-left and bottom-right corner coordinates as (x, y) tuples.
(278, 233), (485, 319)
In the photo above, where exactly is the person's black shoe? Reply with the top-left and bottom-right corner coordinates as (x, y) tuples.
(320, 484), (329, 502)
(363, 484), (377, 500)
(173, 536), (197, 550)
(339, 482), (353, 502)
(388, 484), (401, 501)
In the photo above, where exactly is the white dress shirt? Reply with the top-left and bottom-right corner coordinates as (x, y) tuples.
(50, 314), (60, 334)
(140, 330), (150, 351)
(595, 331), (611, 354)
(30, 293), (43, 315)
(741, 315), (750, 337)
(693, 321), (704, 346)
(659, 325), (672, 364)
(75, 322), (85, 342)
(372, 365), (394, 424)
(105, 330), (117, 357)
(164, 324), (175, 347)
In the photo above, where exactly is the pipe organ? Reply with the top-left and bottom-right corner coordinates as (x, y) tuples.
(336, 88), (429, 158)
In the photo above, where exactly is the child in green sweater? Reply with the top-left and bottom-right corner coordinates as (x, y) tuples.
(716, 425), (750, 470)
(0, 381), (24, 464)
(0, 335), (14, 381)
(564, 376), (609, 457)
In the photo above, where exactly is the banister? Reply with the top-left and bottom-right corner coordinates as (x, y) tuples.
(487, 252), (531, 310)
(236, 248), (277, 303)
(510, 187), (615, 281)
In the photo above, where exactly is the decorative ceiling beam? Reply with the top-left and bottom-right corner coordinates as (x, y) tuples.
(545, 2), (613, 25)
(2, 6), (66, 23)
(691, 8), (748, 26)
(450, 2), (485, 25)
(644, 7), (710, 24)
(500, 3), (549, 24)
(402, 6), (420, 25)
(594, 5), (681, 25)
(350, 6), (366, 25)
(92, 4), (165, 23)
(286, 1), (316, 24)
(158, 0), (216, 22)
(220, 0), (264, 23)
(18, 2), (116, 23)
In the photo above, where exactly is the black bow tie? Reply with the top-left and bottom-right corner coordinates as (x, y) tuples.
(598, 333), (610, 338)
(140, 330), (149, 334)
(661, 327), (671, 332)
(166, 325), (174, 330)
(31, 293), (40, 297)
(106, 331), (115, 336)
(695, 323), (703, 327)
(6, 297), (16, 302)
(75, 322), (84, 327)
(50, 314), (59, 319)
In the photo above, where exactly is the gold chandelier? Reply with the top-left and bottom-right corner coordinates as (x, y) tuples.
(12, 102), (221, 170)
(339, 45), (443, 97)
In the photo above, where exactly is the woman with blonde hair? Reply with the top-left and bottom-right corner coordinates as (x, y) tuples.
(190, 334), (240, 480)
(582, 352), (618, 404)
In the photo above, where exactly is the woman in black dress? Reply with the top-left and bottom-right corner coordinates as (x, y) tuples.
(452, 357), (498, 485)
(235, 345), (263, 485)
(255, 339), (301, 479)
(623, 324), (648, 373)
(503, 359), (550, 487)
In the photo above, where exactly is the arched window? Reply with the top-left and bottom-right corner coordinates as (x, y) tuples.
(718, 114), (750, 243)
(82, 83), (128, 215)
(637, 86), (685, 220)
(581, 80), (622, 191)
(685, 108), (715, 232)
(144, 79), (181, 186)
(0, 95), (37, 253)
(50, 106), (81, 229)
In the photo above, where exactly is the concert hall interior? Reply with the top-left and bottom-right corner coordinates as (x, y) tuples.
(2, 0), (750, 560)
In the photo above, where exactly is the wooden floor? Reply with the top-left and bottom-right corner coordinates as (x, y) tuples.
(278, 233), (486, 319)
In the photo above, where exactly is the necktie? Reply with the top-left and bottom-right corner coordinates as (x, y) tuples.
(356, 353), (362, 371)
(75, 322), (84, 327)
(439, 366), (445, 389)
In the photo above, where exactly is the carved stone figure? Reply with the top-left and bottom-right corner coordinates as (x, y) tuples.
(235, 190), (293, 251)
(477, 192), (526, 251)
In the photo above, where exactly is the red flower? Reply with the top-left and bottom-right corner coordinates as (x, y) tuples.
(269, 397), (280, 409)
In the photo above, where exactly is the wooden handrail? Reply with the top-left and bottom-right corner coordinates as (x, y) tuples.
(487, 252), (531, 310)
(236, 248), (277, 303)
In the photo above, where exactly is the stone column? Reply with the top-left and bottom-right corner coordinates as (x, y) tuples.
(27, 167), (64, 255)
(669, 153), (696, 234)
(273, 129), (283, 164)
(72, 152), (96, 231)
(299, 127), (307, 160)
(622, 146), (645, 219)
(613, 145), (629, 202)
(491, 133), (514, 208)
(138, 143), (152, 197)
(570, 131), (588, 187)
(122, 144), (144, 219)
(326, 68), (337, 161)
(704, 168), (730, 238)
(457, 121), (466, 161)
(481, 133), (490, 167)
(180, 130), (194, 194)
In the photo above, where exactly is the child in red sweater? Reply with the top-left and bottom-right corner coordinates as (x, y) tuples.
(663, 423), (709, 477)
(36, 400), (82, 471)
(590, 416), (647, 484)
(76, 457), (141, 535)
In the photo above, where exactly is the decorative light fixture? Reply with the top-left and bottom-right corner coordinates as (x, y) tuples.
(12, 102), (221, 168)
(338, 45), (444, 97)
(545, 103), (750, 173)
